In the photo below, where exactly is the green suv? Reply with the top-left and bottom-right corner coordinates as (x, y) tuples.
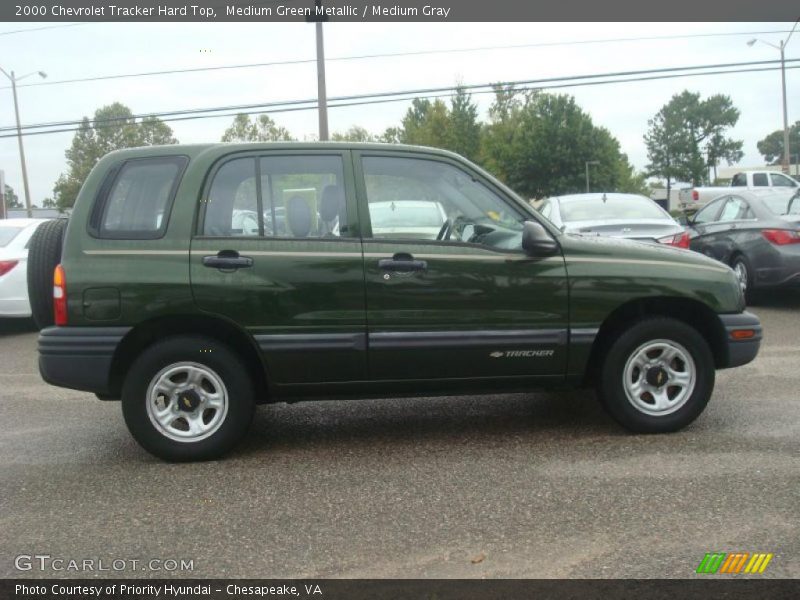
(35, 143), (761, 461)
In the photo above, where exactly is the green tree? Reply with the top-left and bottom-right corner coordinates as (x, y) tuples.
(221, 113), (293, 142)
(397, 88), (481, 160)
(445, 87), (481, 161)
(757, 121), (800, 165)
(379, 127), (402, 144)
(41, 197), (56, 209)
(331, 125), (375, 142)
(53, 103), (178, 209)
(3, 184), (20, 209)
(644, 91), (742, 189)
(482, 89), (638, 198)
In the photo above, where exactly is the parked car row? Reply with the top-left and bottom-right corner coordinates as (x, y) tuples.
(537, 189), (800, 300)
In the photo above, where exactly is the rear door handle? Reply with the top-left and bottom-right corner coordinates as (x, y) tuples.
(378, 253), (427, 273)
(202, 250), (253, 270)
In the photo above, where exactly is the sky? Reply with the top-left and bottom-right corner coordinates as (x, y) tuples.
(1, 21), (798, 204)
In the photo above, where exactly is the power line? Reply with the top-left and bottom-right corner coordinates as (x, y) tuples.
(3, 28), (794, 91)
(0, 23), (88, 36)
(3, 57), (797, 133)
(2, 62), (797, 140)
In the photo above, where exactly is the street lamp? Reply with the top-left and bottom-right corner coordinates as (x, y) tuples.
(0, 67), (47, 218)
(585, 160), (599, 193)
(748, 21), (797, 174)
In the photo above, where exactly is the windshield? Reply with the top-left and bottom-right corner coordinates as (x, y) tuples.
(0, 226), (23, 247)
(560, 196), (668, 222)
(762, 196), (792, 215)
(370, 202), (444, 228)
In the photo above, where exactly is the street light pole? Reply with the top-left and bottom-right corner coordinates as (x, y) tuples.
(749, 21), (796, 174)
(10, 72), (34, 218)
(314, 0), (329, 141)
(779, 40), (790, 174)
(0, 67), (47, 218)
(585, 160), (599, 193)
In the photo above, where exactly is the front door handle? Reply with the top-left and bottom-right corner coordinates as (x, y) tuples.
(202, 250), (253, 270)
(378, 252), (427, 273)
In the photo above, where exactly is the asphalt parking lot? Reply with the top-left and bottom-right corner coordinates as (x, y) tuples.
(1, 296), (798, 579)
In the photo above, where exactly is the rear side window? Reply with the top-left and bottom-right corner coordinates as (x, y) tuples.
(201, 154), (347, 239)
(752, 173), (769, 187)
(718, 196), (749, 221)
(93, 156), (187, 239)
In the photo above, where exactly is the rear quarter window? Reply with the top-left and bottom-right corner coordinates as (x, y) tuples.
(90, 156), (188, 239)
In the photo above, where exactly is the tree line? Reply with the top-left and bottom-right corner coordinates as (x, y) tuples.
(44, 87), (789, 211)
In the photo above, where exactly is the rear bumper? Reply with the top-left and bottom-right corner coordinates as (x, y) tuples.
(38, 326), (130, 394)
(718, 312), (762, 369)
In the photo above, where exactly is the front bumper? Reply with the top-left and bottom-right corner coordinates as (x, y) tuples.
(718, 312), (762, 369)
(38, 326), (131, 394)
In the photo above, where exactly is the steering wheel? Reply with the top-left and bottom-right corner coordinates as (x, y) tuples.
(437, 218), (454, 241)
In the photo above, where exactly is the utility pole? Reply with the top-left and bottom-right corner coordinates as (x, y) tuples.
(585, 161), (599, 193)
(0, 67), (47, 218)
(312, 0), (329, 141)
(0, 170), (6, 220)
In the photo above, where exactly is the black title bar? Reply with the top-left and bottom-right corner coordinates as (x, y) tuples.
(5, 0), (800, 22)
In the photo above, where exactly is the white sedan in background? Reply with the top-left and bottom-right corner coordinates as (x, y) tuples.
(0, 219), (48, 318)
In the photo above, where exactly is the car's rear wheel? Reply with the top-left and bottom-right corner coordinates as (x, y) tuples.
(597, 317), (715, 433)
(122, 336), (255, 461)
(26, 218), (68, 330)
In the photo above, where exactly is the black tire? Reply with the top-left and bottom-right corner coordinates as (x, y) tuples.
(26, 218), (68, 330)
(597, 317), (715, 433)
(731, 254), (756, 305)
(122, 336), (255, 461)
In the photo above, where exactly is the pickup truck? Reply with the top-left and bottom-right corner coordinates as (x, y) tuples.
(679, 170), (800, 210)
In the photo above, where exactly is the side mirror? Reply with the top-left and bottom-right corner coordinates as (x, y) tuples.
(522, 220), (558, 256)
(675, 213), (689, 226)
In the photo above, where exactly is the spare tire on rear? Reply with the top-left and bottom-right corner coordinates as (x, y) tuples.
(27, 218), (68, 330)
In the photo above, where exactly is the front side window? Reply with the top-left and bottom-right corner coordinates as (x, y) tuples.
(693, 197), (725, 224)
(731, 173), (747, 187)
(752, 173), (769, 187)
(771, 173), (797, 188)
(202, 155), (346, 238)
(361, 156), (525, 249)
(99, 157), (186, 237)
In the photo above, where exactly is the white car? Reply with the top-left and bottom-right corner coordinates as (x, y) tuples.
(369, 200), (448, 240)
(0, 219), (48, 317)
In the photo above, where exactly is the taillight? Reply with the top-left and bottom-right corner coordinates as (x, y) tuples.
(0, 260), (18, 276)
(761, 229), (800, 245)
(53, 264), (67, 326)
(692, 190), (699, 202)
(658, 231), (691, 249)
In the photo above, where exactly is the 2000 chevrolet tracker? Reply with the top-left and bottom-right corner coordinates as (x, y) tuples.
(33, 143), (762, 461)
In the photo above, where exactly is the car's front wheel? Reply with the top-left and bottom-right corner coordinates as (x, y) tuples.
(122, 336), (255, 461)
(597, 318), (715, 433)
